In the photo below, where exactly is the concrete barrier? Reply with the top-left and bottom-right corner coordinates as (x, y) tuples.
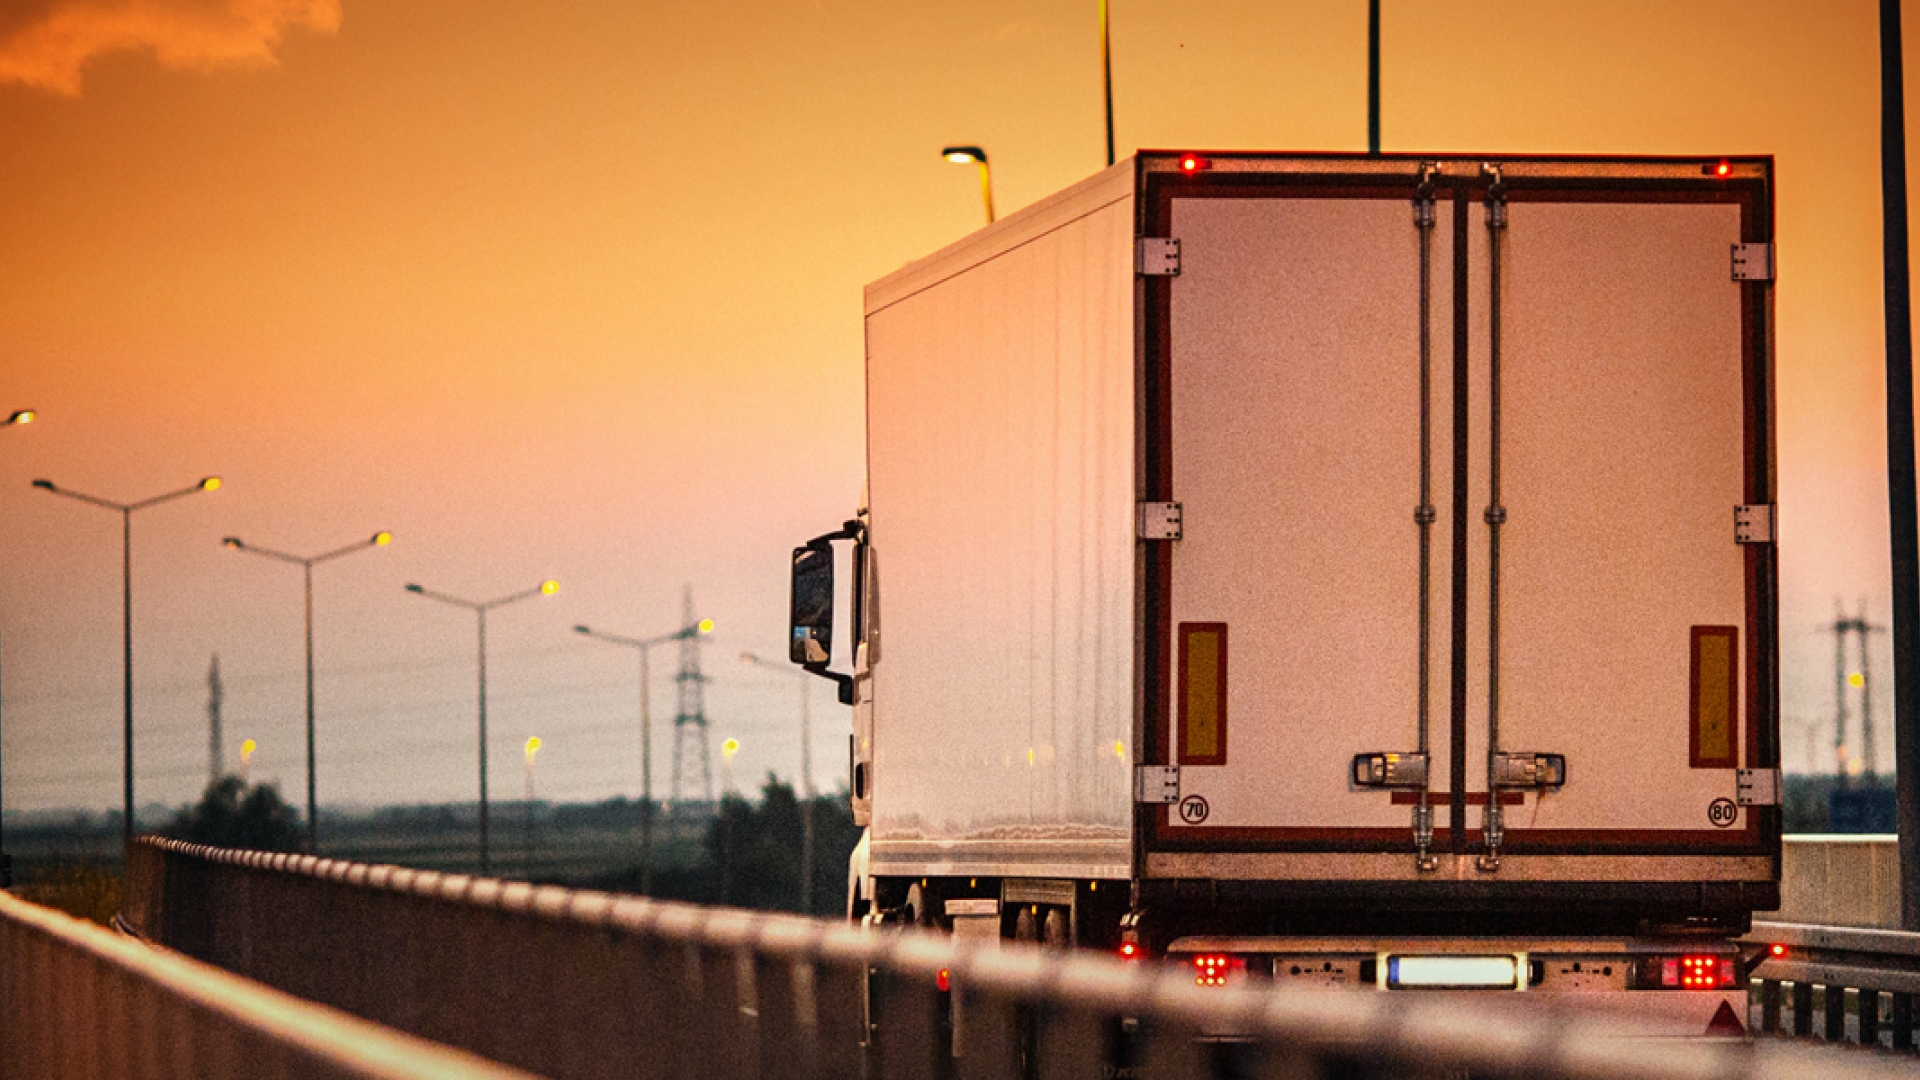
(1780, 835), (1901, 929)
(0, 888), (534, 1080)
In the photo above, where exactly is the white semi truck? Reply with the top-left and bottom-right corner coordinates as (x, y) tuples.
(790, 152), (1779, 1035)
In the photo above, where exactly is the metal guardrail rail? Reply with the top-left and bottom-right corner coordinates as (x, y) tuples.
(0, 888), (535, 1080)
(1746, 919), (1920, 1051)
(119, 838), (1920, 1080)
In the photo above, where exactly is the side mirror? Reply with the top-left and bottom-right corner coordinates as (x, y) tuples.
(789, 521), (863, 705)
(790, 540), (835, 666)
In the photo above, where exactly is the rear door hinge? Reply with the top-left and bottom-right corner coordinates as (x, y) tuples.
(1138, 501), (1183, 540)
(1134, 766), (1181, 804)
(1732, 243), (1774, 282)
(1136, 238), (1181, 276)
(1737, 768), (1781, 807)
(1735, 504), (1775, 544)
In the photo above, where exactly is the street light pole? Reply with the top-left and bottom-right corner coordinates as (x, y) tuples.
(1100, 0), (1115, 166)
(741, 650), (814, 913)
(0, 410), (36, 888)
(576, 618), (711, 894)
(32, 475), (220, 848)
(222, 531), (391, 851)
(409, 578), (559, 875)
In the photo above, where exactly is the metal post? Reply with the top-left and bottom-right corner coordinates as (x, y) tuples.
(640, 645), (653, 894)
(1881, 0), (1920, 932)
(122, 508), (134, 848)
(799, 677), (814, 914)
(1367, 0), (1380, 155)
(478, 607), (490, 876)
(303, 563), (317, 851)
(1100, 0), (1115, 167)
(0, 623), (8, 887)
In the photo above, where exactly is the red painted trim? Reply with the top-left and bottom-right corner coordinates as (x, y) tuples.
(1177, 622), (1228, 766)
(1690, 626), (1740, 769)
(1391, 791), (1522, 806)
(1153, 825), (1761, 850)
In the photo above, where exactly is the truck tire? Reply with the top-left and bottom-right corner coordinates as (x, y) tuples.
(1043, 907), (1071, 949)
(1013, 905), (1037, 943)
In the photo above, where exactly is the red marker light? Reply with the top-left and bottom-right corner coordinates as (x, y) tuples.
(936, 968), (950, 993)
(1769, 943), (1787, 958)
(1179, 154), (1211, 173)
(1191, 953), (1243, 987)
(1118, 941), (1141, 961)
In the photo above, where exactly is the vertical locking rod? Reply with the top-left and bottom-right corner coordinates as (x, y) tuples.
(1413, 162), (1439, 872)
(1479, 164), (1509, 873)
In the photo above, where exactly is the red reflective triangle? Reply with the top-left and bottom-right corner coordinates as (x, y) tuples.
(1705, 999), (1747, 1037)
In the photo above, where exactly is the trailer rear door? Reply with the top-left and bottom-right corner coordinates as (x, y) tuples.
(1140, 158), (1774, 881)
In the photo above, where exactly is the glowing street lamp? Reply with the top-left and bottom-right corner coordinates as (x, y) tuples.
(720, 737), (741, 796)
(240, 739), (257, 783)
(942, 145), (995, 224)
(5, 410), (33, 426)
(407, 577), (559, 875)
(524, 735), (542, 879)
(741, 649), (816, 912)
(574, 616), (712, 893)
(222, 530), (392, 851)
(32, 475), (221, 846)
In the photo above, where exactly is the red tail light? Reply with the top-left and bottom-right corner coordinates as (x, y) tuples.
(1191, 953), (1244, 987)
(1118, 941), (1141, 961)
(1769, 943), (1787, 959)
(1665, 955), (1735, 989)
(936, 968), (950, 993)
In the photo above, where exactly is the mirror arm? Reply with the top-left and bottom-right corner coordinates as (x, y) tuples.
(805, 664), (855, 705)
(807, 519), (865, 547)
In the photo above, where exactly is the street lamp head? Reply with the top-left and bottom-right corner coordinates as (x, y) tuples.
(6, 410), (34, 425)
(943, 145), (987, 165)
(540, 579), (560, 596)
(405, 583), (424, 594)
(739, 651), (757, 666)
(30, 479), (54, 492)
(372, 531), (393, 546)
(573, 624), (592, 635)
(698, 618), (714, 634)
(199, 477), (222, 492)
(524, 736), (542, 763)
(222, 537), (244, 550)
(722, 738), (740, 758)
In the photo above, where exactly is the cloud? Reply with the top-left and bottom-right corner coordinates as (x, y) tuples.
(0, 0), (340, 95)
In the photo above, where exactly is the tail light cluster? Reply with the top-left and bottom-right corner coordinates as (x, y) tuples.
(1191, 953), (1246, 987)
(1633, 954), (1737, 990)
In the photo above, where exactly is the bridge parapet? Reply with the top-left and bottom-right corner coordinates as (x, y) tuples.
(0, 886), (534, 1079)
(117, 837), (1915, 1080)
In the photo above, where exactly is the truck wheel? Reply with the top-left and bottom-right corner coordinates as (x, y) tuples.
(1043, 907), (1071, 949)
(905, 883), (937, 929)
(1014, 904), (1038, 942)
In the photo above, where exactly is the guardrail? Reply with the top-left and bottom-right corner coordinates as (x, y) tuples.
(121, 837), (1918, 1080)
(1747, 919), (1920, 1051)
(0, 888), (533, 1080)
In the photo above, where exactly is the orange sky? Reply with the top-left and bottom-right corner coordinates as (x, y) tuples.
(0, 0), (1913, 814)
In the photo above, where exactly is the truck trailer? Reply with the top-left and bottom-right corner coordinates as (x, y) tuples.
(790, 152), (1778, 1033)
